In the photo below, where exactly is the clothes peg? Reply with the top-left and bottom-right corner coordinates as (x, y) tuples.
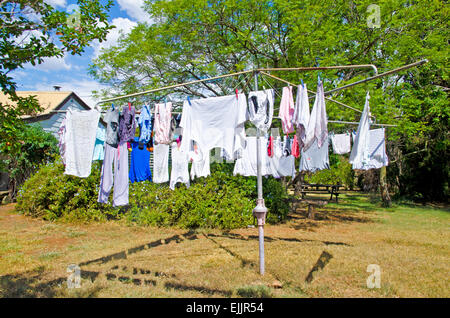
(235, 89), (239, 99)
(128, 102), (131, 111)
(301, 79), (304, 87)
(111, 103), (115, 111)
(187, 96), (192, 106)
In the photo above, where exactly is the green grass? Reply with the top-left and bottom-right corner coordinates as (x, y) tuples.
(0, 194), (448, 298)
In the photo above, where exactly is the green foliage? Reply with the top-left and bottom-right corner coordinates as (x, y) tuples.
(17, 162), (290, 229)
(16, 160), (118, 222)
(0, 0), (114, 156)
(304, 154), (354, 189)
(0, 123), (59, 198)
(90, 0), (449, 201)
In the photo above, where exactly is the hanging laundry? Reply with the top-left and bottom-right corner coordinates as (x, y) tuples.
(57, 117), (67, 165)
(170, 142), (190, 190)
(154, 102), (172, 144)
(233, 136), (273, 177)
(138, 104), (153, 149)
(330, 133), (351, 155)
(299, 138), (330, 172)
(291, 135), (300, 158)
(273, 136), (283, 158)
(247, 89), (274, 132)
(283, 136), (292, 156)
(180, 93), (247, 160)
(267, 135), (274, 157)
(129, 137), (152, 183)
(92, 126), (106, 161)
(292, 83), (310, 149)
(269, 155), (296, 179)
(352, 128), (389, 170)
(189, 143), (211, 180)
(349, 91), (371, 169)
(104, 107), (120, 148)
(278, 86), (295, 134)
(118, 104), (136, 146)
(304, 80), (328, 150)
(152, 143), (170, 184)
(63, 108), (100, 178)
(98, 142), (129, 207)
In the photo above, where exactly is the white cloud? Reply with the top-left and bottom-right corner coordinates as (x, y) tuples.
(43, 0), (67, 8)
(91, 17), (138, 58)
(116, 0), (154, 24)
(24, 54), (72, 72)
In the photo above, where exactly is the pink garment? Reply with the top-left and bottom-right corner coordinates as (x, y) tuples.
(279, 86), (295, 134)
(291, 135), (300, 158)
(154, 102), (172, 144)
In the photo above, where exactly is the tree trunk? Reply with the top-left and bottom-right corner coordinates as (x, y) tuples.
(380, 166), (391, 207)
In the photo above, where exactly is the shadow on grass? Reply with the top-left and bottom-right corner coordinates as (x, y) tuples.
(0, 268), (101, 298)
(206, 232), (350, 247)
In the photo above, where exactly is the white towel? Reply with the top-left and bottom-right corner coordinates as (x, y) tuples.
(349, 91), (371, 169)
(293, 83), (310, 147)
(64, 108), (100, 178)
(304, 80), (328, 150)
(153, 143), (170, 184)
(331, 133), (351, 154)
(352, 128), (389, 170)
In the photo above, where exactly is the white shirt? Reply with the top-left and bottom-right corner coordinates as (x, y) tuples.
(169, 142), (190, 190)
(180, 93), (247, 160)
(153, 143), (170, 184)
(247, 89), (274, 133)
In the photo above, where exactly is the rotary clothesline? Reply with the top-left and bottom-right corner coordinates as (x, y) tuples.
(62, 59), (427, 276)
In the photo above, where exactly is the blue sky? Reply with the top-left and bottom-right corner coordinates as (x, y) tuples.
(11, 0), (151, 107)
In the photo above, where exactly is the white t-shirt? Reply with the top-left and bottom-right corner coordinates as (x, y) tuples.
(169, 142), (190, 190)
(153, 143), (169, 184)
(180, 94), (247, 160)
(189, 143), (211, 180)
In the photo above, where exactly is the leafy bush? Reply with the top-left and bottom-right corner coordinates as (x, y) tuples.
(16, 161), (290, 229)
(0, 123), (59, 198)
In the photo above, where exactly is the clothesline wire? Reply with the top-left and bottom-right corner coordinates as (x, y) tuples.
(259, 71), (367, 116)
(95, 64), (381, 106)
(260, 74), (283, 99)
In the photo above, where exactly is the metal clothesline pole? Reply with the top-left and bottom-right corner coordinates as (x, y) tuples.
(322, 59), (428, 96)
(95, 64), (379, 106)
(252, 71), (267, 276)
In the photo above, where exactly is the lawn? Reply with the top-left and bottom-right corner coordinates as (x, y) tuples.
(0, 193), (448, 298)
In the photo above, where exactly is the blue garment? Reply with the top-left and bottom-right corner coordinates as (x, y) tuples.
(92, 126), (106, 161)
(138, 104), (153, 145)
(129, 137), (152, 183)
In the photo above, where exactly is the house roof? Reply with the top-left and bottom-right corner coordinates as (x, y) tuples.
(0, 91), (92, 119)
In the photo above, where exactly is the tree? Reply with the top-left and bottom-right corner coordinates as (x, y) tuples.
(90, 0), (449, 201)
(0, 0), (114, 157)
